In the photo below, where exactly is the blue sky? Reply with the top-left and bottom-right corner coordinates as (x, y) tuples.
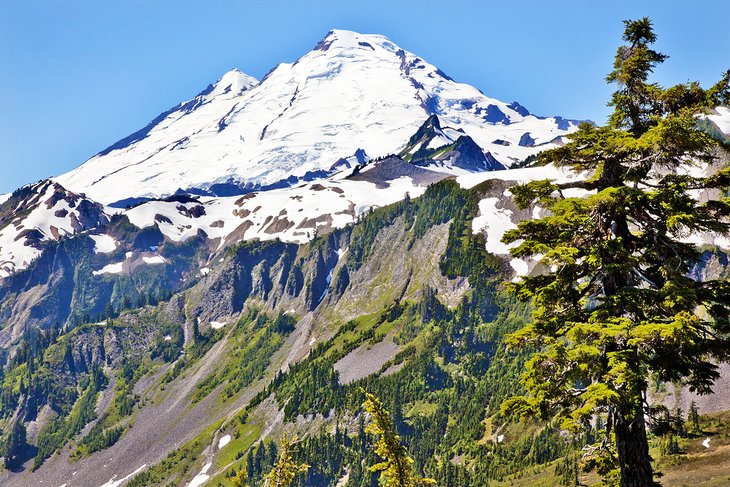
(1, 0), (728, 193)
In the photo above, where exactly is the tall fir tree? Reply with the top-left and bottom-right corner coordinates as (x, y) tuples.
(362, 390), (435, 487)
(500, 17), (730, 487)
(687, 401), (701, 435)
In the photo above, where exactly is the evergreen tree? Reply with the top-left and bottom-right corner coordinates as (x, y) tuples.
(254, 441), (265, 474)
(362, 390), (435, 487)
(232, 463), (248, 487)
(3, 419), (27, 471)
(266, 434), (308, 487)
(500, 17), (730, 487)
(687, 401), (701, 435)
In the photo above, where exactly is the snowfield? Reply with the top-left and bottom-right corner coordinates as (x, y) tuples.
(55, 29), (579, 205)
(90, 234), (118, 254)
(187, 462), (212, 487)
(122, 174), (431, 248)
(218, 434), (231, 449)
(708, 106), (730, 135)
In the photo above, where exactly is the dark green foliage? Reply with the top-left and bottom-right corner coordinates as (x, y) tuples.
(75, 423), (124, 457)
(33, 365), (107, 469)
(555, 453), (580, 486)
(266, 434), (309, 487)
(220, 182), (575, 486)
(150, 322), (185, 363)
(2, 419), (28, 471)
(348, 179), (477, 271)
(362, 390), (435, 486)
(71, 357), (143, 459)
(687, 401), (701, 434)
(501, 18), (730, 487)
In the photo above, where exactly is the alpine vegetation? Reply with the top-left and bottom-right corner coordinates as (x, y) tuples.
(0, 17), (729, 487)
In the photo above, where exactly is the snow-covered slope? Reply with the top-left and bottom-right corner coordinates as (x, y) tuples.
(0, 172), (434, 279)
(121, 164), (435, 252)
(0, 180), (109, 277)
(708, 106), (730, 135)
(56, 29), (579, 205)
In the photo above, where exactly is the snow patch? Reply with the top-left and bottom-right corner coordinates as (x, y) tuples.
(218, 434), (231, 449)
(200, 267), (210, 276)
(509, 258), (529, 278)
(142, 255), (166, 264)
(187, 462), (212, 487)
(472, 197), (515, 255)
(708, 106), (730, 134)
(457, 164), (580, 190)
(99, 464), (147, 487)
(210, 321), (227, 330)
(702, 437), (711, 449)
(93, 262), (124, 276)
(90, 234), (118, 254)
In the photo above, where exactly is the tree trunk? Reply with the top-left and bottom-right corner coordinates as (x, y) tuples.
(614, 408), (656, 487)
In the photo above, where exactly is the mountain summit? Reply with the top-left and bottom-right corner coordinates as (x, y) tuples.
(56, 29), (578, 205)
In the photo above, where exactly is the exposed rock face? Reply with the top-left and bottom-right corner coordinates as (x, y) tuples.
(348, 155), (448, 189)
(518, 132), (536, 147)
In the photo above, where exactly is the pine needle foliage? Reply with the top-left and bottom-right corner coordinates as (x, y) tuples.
(232, 463), (248, 487)
(265, 434), (308, 487)
(500, 17), (730, 487)
(362, 390), (436, 487)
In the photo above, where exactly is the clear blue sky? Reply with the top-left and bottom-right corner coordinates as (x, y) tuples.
(1, 0), (728, 193)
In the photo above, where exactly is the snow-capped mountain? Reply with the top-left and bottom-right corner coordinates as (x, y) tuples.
(56, 29), (579, 206)
(0, 180), (108, 277)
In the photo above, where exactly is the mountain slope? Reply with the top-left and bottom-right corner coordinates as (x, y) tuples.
(0, 180), (108, 278)
(55, 29), (579, 205)
(1, 173), (728, 487)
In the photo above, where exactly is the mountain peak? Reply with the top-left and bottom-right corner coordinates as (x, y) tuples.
(314, 29), (398, 53)
(56, 31), (580, 205)
(209, 68), (258, 97)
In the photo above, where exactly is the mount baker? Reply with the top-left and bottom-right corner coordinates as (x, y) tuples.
(55, 29), (580, 206)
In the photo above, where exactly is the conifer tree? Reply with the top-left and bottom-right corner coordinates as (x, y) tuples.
(362, 390), (435, 487)
(3, 418), (27, 471)
(687, 401), (701, 435)
(265, 434), (308, 487)
(232, 464), (248, 487)
(500, 18), (730, 487)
